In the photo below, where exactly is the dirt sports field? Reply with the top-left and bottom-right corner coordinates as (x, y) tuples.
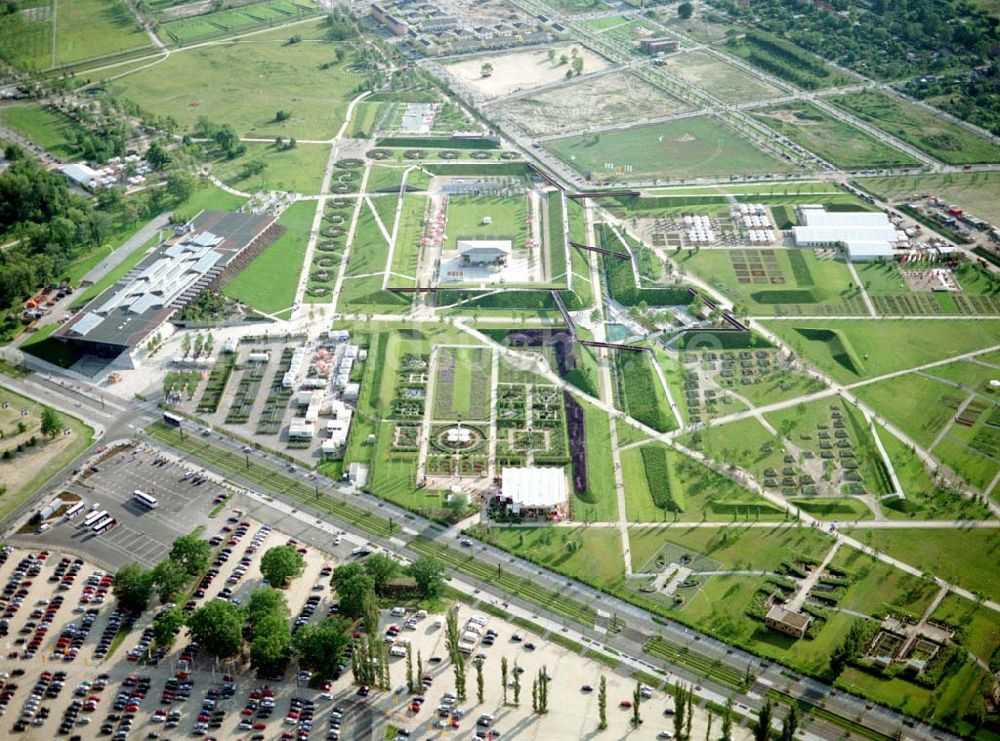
(498, 70), (692, 136)
(446, 44), (611, 99)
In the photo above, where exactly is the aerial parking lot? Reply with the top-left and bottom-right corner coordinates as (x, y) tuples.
(17, 444), (233, 569)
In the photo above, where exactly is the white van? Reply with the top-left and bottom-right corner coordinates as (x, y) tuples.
(390, 606), (407, 617)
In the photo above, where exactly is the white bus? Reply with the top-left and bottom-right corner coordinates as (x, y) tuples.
(64, 502), (85, 519)
(133, 490), (158, 509)
(82, 510), (107, 528)
(92, 516), (115, 534)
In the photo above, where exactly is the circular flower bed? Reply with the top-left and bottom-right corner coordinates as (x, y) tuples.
(316, 241), (340, 252)
(367, 149), (391, 160)
(321, 226), (345, 238)
(499, 151), (520, 160)
(330, 198), (351, 208)
(335, 158), (364, 169)
(439, 150), (458, 160)
(337, 170), (359, 182)
(471, 151), (492, 160)
(306, 286), (330, 297)
(311, 270), (332, 282)
(315, 256), (337, 269)
(403, 149), (425, 160)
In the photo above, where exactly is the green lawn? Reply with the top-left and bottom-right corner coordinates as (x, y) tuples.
(388, 195), (425, 285)
(854, 372), (961, 448)
(445, 195), (527, 250)
(751, 102), (918, 169)
(56, 0), (152, 66)
(762, 319), (1000, 384)
(856, 171), (1000, 224)
(224, 199), (312, 315)
(727, 366), (827, 408)
(845, 527), (1000, 603)
(107, 22), (361, 139)
(545, 116), (791, 181)
(679, 248), (864, 316)
(213, 142), (330, 195)
(829, 546), (938, 617)
(933, 434), (1000, 492)
(0, 104), (82, 157)
(571, 400), (619, 522)
(932, 592), (1000, 666)
(831, 90), (1000, 165)
(629, 524), (834, 573)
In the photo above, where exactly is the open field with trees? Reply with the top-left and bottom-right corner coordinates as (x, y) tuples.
(831, 91), (1000, 165)
(762, 320), (1000, 384)
(106, 20), (362, 139)
(751, 102), (918, 169)
(212, 142), (329, 195)
(545, 116), (790, 181)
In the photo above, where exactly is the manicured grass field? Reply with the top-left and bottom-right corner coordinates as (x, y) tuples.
(933, 434), (1000, 492)
(572, 400), (619, 522)
(224, 200), (312, 314)
(845, 527), (1000, 602)
(0, 104), (82, 158)
(545, 116), (790, 181)
(854, 373), (961, 448)
(389, 195), (426, 284)
(751, 102), (918, 169)
(679, 248), (862, 316)
(107, 23), (360, 139)
(762, 319), (1000, 384)
(213, 142), (329, 195)
(856, 171), (1000, 224)
(444, 195), (527, 250)
(622, 444), (784, 522)
(56, 0), (152, 65)
(628, 524), (833, 573)
(830, 90), (1000, 165)
(159, 0), (315, 45)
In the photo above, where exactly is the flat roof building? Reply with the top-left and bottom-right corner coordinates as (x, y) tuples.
(458, 239), (512, 265)
(55, 210), (278, 359)
(765, 604), (812, 639)
(501, 466), (568, 516)
(793, 206), (906, 262)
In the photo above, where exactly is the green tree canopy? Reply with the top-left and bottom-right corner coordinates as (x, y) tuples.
(260, 545), (305, 588)
(363, 553), (400, 593)
(170, 533), (212, 575)
(293, 616), (352, 681)
(113, 563), (154, 614)
(152, 558), (189, 604)
(249, 612), (292, 675)
(245, 587), (290, 633)
(188, 600), (244, 657)
(40, 406), (62, 439)
(152, 606), (185, 646)
(408, 556), (446, 599)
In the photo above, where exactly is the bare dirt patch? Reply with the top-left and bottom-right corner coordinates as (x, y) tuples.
(498, 70), (691, 136)
(663, 50), (783, 103)
(445, 44), (611, 99)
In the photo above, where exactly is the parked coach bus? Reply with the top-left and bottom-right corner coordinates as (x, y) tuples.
(82, 510), (107, 528)
(163, 411), (183, 427)
(133, 490), (158, 509)
(64, 502), (85, 519)
(92, 516), (115, 534)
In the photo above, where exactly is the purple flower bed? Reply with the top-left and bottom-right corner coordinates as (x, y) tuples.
(504, 329), (577, 376)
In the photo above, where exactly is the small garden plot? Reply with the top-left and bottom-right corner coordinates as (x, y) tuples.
(390, 353), (430, 420)
(225, 362), (266, 425)
(495, 384), (569, 465)
(256, 348), (294, 435)
(391, 424), (420, 452)
(196, 354), (235, 413)
(432, 347), (491, 421)
(163, 370), (200, 403)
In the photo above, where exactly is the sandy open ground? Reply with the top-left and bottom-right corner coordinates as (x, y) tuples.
(499, 70), (692, 136)
(446, 44), (611, 99)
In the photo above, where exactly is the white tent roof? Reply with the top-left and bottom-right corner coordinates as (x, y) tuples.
(502, 467), (567, 509)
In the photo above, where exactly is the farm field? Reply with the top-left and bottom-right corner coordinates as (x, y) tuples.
(856, 171), (1000, 224)
(678, 248), (863, 316)
(212, 142), (329, 194)
(223, 200), (312, 316)
(845, 528), (1000, 603)
(830, 90), (1000, 165)
(106, 21), (360, 139)
(762, 319), (1000, 384)
(751, 102), (919, 169)
(545, 116), (791, 180)
(662, 50), (784, 103)
(445, 44), (610, 99)
(0, 1), (52, 70)
(55, 0), (152, 66)
(500, 70), (690, 137)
